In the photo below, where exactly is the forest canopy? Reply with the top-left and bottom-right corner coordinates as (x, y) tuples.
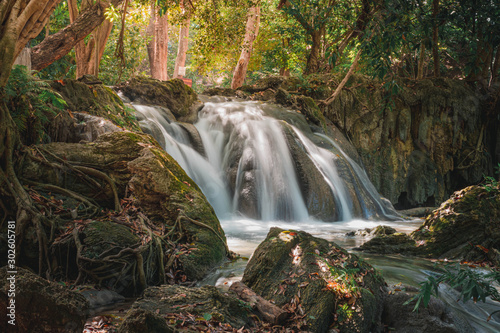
(2, 0), (497, 90)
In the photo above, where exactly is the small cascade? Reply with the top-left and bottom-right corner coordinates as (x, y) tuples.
(130, 99), (399, 222)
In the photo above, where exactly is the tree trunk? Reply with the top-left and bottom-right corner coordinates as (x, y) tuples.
(173, 15), (190, 78)
(31, 0), (124, 71)
(432, 0), (440, 77)
(147, 2), (169, 81)
(1, 0), (61, 85)
(417, 42), (426, 80)
(68, 0), (113, 78)
(324, 48), (362, 106)
(231, 5), (260, 89)
(491, 46), (500, 86)
(229, 282), (288, 324)
(304, 28), (323, 75)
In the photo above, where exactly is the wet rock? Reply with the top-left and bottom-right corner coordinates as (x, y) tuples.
(73, 112), (123, 142)
(382, 285), (474, 333)
(346, 225), (397, 237)
(118, 77), (201, 123)
(283, 125), (338, 221)
(123, 285), (251, 329)
(243, 228), (386, 333)
(177, 122), (206, 157)
(357, 233), (417, 254)
(398, 207), (437, 218)
(203, 87), (237, 96)
(0, 267), (89, 333)
(412, 184), (500, 264)
(294, 95), (326, 128)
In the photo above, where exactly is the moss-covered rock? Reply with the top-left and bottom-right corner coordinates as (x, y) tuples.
(0, 267), (89, 333)
(357, 233), (417, 254)
(412, 184), (500, 264)
(203, 87), (237, 97)
(118, 308), (175, 333)
(243, 228), (385, 333)
(19, 131), (228, 287)
(118, 77), (202, 123)
(122, 285), (251, 329)
(50, 76), (140, 132)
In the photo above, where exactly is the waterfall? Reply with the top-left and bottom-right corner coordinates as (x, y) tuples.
(130, 99), (399, 222)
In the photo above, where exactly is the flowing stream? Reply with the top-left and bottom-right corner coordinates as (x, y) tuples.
(128, 97), (499, 332)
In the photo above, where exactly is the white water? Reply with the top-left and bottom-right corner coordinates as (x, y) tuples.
(129, 99), (499, 333)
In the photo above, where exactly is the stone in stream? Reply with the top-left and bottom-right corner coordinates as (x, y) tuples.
(0, 267), (89, 333)
(242, 227), (386, 333)
(382, 285), (474, 333)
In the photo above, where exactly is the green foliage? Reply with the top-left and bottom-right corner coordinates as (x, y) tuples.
(481, 163), (500, 193)
(4, 66), (66, 145)
(405, 263), (500, 316)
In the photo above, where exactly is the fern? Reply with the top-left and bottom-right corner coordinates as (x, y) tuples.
(4, 65), (67, 144)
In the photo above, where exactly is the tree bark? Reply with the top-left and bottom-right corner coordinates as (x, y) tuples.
(173, 14), (190, 78)
(147, 2), (169, 81)
(229, 281), (288, 324)
(31, 0), (124, 71)
(1, 0), (61, 85)
(304, 28), (324, 75)
(68, 0), (113, 78)
(417, 42), (426, 80)
(491, 46), (500, 86)
(231, 5), (260, 89)
(432, 0), (440, 77)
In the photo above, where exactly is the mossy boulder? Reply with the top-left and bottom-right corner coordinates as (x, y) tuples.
(357, 233), (417, 254)
(203, 87), (237, 97)
(121, 285), (251, 330)
(118, 308), (175, 333)
(412, 184), (500, 264)
(0, 267), (89, 333)
(50, 76), (140, 132)
(118, 77), (202, 123)
(243, 228), (385, 333)
(19, 131), (228, 286)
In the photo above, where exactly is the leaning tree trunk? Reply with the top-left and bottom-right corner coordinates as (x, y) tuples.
(147, 2), (169, 81)
(231, 5), (260, 89)
(173, 14), (190, 78)
(68, 0), (113, 78)
(31, 0), (124, 71)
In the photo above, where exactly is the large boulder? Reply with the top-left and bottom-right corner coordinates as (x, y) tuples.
(18, 131), (228, 290)
(358, 184), (500, 266)
(412, 184), (500, 264)
(0, 267), (89, 333)
(242, 228), (386, 333)
(118, 77), (203, 123)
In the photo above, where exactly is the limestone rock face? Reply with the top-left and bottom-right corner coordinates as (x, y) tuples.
(322, 78), (489, 208)
(118, 77), (202, 123)
(243, 228), (386, 333)
(0, 267), (89, 333)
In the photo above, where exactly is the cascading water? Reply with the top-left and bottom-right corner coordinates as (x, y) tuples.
(132, 98), (398, 222)
(127, 96), (499, 333)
